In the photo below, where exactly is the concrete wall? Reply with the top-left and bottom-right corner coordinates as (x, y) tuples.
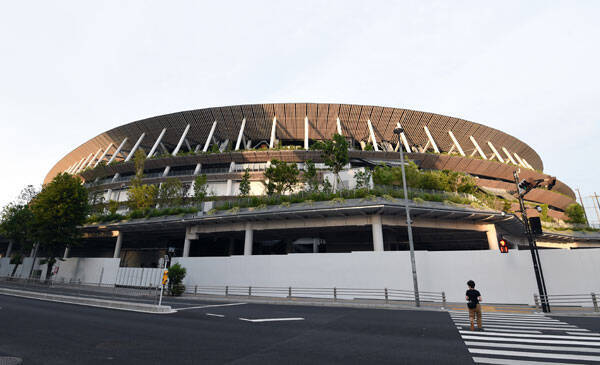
(0, 257), (48, 279)
(174, 248), (600, 305)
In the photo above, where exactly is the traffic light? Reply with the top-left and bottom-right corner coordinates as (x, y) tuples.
(517, 179), (532, 196)
(162, 269), (169, 285)
(499, 238), (509, 253)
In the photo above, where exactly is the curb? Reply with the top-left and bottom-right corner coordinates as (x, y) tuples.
(0, 288), (174, 314)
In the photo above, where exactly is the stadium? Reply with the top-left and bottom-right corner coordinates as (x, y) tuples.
(2, 103), (599, 304)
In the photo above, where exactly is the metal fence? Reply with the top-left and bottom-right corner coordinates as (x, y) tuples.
(184, 284), (445, 307)
(115, 267), (163, 288)
(534, 292), (599, 312)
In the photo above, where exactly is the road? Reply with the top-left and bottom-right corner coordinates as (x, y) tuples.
(0, 295), (469, 364)
(2, 294), (600, 364)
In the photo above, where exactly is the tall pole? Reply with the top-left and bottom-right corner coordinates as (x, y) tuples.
(395, 128), (420, 307)
(514, 171), (550, 312)
(575, 188), (589, 226)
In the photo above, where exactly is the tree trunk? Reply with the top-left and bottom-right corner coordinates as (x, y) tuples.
(10, 263), (19, 277)
(44, 257), (56, 282)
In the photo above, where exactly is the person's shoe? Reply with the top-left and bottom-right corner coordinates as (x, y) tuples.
(476, 328), (484, 331)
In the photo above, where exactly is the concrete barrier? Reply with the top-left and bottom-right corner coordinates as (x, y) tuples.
(0, 287), (174, 314)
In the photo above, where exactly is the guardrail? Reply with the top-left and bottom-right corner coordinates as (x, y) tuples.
(185, 285), (445, 307)
(534, 292), (599, 312)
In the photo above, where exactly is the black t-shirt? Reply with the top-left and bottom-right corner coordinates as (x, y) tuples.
(466, 289), (481, 305)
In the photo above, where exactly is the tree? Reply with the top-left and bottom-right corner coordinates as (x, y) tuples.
(127, 149), (158, 211)
(192, 174), (208, 204)
(167, 262), (187, 296)
(239, 169), (251, 197)
(565, 203), (586, 224)
(0, 202), (35, 276)
(302, 160), (319, 192)
(29, 173), (89, 281)
(263, 159), (299, 195)
(354, 168), (372, 190)
(157, 178), (183, 207)
(313, 134), (349, 192)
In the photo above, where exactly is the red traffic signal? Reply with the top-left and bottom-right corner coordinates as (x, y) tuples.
(499, 238), (509, 253)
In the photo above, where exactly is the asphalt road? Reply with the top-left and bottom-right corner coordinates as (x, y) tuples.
(0, 295), (471, 364)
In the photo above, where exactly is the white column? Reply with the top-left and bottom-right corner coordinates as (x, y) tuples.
(85, 148), (104, 169)
(469, 136), (488, 160)
(183, 237), (191, 257)
(371, 215), (384, 252)
(148, 128), (167, 158)
(395, 123), (411, 153)
(244, 222), (253, 256)
(76, 153), (94, 173)
(5, 240), (13, 257)
(107, 138), (129, 165)
(512, 152), (527, 168)
(487, 141), (505, 163)
(203, 121), (217, 152)
(71, 157), (86, 175)
(226, 179), (233, 196)
(94, 143), (114, 167)
(448, 130), (465, 156)
(502, 147), (518, 165)
(522, 158), (533, 170)
(367, 119), (379, 151)
(269, 117), (277, 149)
(304, 116), (309, 150)
(193, 163), (202, 175)
(63, 246), (70, 259)
(172, 124), (191, 156)
(485, 224), (499, 250)
(336, 117), (342, 136)
(162, 166), (171, 177)
(113, 232), (123, 258)
(124, 133), (146, 162)
(423, 126), (440, 153)
(235, 118), (246, 151)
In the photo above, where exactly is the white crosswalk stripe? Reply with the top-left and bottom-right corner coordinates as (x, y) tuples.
(451, 311), (600, 364)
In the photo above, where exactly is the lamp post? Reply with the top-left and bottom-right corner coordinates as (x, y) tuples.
(393, 127), (420, 307)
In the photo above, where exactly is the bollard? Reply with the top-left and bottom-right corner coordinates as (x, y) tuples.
(249, 286), (252, 296)
(384, 288), (389, 303)
(592, 293), (599, 312)
(442, 292), (446, 309)
(288, 286), (292, 298)
(533, 294), (540, 310)
(334, 287), (337, 301)
(225, 285), (229, 296)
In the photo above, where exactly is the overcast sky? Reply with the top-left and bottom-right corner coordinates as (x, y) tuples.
(1, 1), (599, 223)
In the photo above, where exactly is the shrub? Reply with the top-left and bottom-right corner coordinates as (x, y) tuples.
(565, 203), (586, 224)
(168, 263), (187, 296)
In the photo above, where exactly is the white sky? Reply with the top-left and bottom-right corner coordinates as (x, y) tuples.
(1, 1), (599, 223)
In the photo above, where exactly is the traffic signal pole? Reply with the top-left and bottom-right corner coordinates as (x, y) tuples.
(513, 171), (550, 313)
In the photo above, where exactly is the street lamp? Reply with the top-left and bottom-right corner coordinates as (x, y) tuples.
(393, 127), (420, 307)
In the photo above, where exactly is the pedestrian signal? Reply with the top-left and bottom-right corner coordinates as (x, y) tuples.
(499, 239), (509, 253)
(162, 270), (169, 285)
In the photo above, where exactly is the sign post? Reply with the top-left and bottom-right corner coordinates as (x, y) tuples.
(158, 255), (169, 307)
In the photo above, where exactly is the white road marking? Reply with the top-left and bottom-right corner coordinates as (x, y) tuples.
(459, 330), (600, 341)
(451, 315), (563, 324)
(206, 313), (225, 317)
(239, 317), (304, 323)
(176, 302), (246, 311)
(567, 331), (600, 336)
(461, 335), (600, 346)
(454, 323), (584, 331)
(472, 356), (579, 365)
(458, 327), (541, 334)
(468, 348), (600, 362)
(465, 340), (600, 353)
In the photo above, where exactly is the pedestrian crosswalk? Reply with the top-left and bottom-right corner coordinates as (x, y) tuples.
(450, 310), (600, 364)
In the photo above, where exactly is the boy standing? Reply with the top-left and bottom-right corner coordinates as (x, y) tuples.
(466, 280), (483, 331)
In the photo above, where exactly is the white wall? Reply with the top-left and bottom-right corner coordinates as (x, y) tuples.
(53, 258), (121, 285)
(174, 248), (600, 305)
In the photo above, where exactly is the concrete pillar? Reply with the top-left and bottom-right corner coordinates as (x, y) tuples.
(485, 224), (499, 250)
(313, 238), (319, 253)
(372, 215), (384, 252)
(193, 163), (202, 175)
(5, 240), (13, 258)
(226, 179), (233, 196)
(244, 222), (253, 256)
(113, 232), (123, 258)
(63, 246), (70, 259)
(183, 237), (191, 257)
